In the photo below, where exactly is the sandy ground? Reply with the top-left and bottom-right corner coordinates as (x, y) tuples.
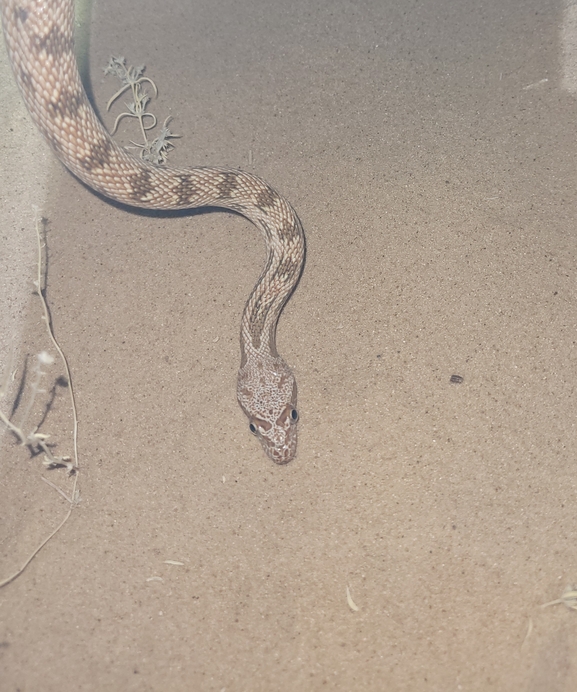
(2, 0), (577, 689)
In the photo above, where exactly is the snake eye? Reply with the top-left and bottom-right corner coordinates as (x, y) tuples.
(290, 409), (298, 422)
(249, 422), (258, 435)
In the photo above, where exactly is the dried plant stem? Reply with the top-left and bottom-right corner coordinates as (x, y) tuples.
(0, 506), (74, 588)
(0, 213), (80, 589)
(35, 215), (79, 471)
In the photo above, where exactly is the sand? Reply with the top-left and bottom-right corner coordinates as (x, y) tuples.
(1, 0), (577, 689)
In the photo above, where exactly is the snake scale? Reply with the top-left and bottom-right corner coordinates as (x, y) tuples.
(2, 0), (305, 463)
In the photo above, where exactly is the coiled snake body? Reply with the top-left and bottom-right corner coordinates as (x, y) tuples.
(2, 0), (305, 463)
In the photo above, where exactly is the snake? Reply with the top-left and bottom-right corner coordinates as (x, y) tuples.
(1, 0), (305, 463)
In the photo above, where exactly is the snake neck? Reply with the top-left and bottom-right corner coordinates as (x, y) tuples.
(239, 190), (305, 359)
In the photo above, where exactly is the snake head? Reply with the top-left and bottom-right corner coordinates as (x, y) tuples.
(237, 354), (298, 464)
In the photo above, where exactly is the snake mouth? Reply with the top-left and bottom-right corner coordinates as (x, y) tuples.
(253, 430), (297, 464)
(262, 431), (298, 464)
(267, 445), (297, 465)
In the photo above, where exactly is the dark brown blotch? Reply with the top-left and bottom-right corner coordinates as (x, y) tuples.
(275, 253), (300, 279)
(173, 175), (194, 207)
(78, 137), (114, 172)
(216, 172), (240, 199)
(15, 6), (28, 23)
(46, 87), (84, 121)
(278, 209), (303, 244)
(34, 24), (73, 59)
(254, 185), (278, 210)
(127, 168), (154, 202)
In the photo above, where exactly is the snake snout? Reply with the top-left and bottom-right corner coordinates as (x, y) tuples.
(264, 435), (297, 465)
(248, 406), (297, 464)
(264, 404), (298, 464)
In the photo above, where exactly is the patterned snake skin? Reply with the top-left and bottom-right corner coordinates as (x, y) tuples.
(1, 0), (305, 463)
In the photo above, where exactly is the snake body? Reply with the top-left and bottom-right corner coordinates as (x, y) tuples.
(2, 0), (305, 463)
